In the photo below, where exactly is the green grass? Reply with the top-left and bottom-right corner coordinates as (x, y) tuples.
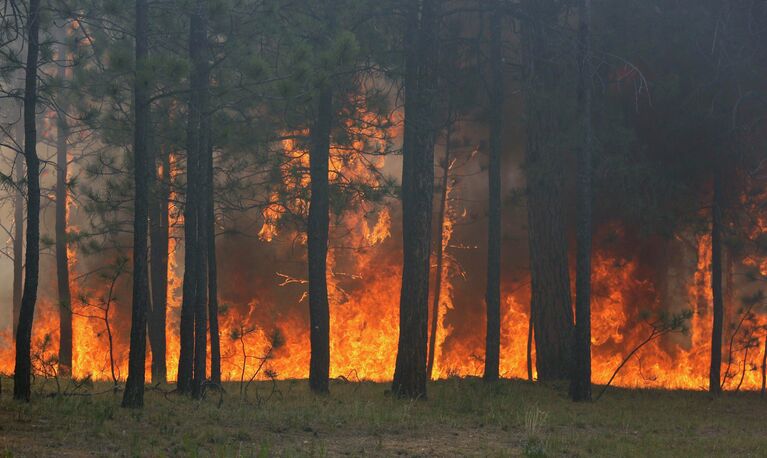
(0, 377), (765, 456)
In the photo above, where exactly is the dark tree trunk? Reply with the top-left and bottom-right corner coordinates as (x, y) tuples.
(12, 156), (23, 337)
(308, 87), (333, 394)
(761, 333), (766, 397)
(521, 0), (574, 382)
(192, 116), (210, 400)
(13, 0), (41, 402)
(709, 166), (724, 395)
(392, 0), (439, 400)
(178, 1), (209, 395)
(527, 311), (533, 381)
(484, 2), (504, 382)
(206, 139), (221, 385)
(149, 146), (170, 384)
(122, 0), (151, 409)
(570, 0), (593, 402)
(55, 44), (72, 376)
(177, 174), (198, 397)
(427, 127), (451, 381)
(189, 0), (212, 400)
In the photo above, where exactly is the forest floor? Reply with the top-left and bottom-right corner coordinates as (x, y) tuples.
(0, 377), (765, 457)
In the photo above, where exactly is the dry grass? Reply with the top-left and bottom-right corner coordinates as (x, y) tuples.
(0, 377), (765, 457)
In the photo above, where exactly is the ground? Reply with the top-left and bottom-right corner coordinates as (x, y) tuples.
(0, 377), (765, 457)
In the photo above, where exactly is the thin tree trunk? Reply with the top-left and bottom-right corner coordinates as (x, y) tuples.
(13, 0), (41, 402)
(709, 166), (724, 396)
(521, 0), (574, 382)
(149, 146), (170, 384)
(190, 0), (211, 400)
(427, 128), (451, 381)
(527, 311), (533, 381)
(206, 139), (221, 385)
(308, 87), (333, 394)
(392, 0), (439, 400)
(177, 169), (198, 397)
(12, 156), (23, 337)
(570, 0), (593, 402)
(761, 333), (766, 397)
(484, 1), (503, 382)
(55, 43), (72, 376)
(122, 0), (151, 409)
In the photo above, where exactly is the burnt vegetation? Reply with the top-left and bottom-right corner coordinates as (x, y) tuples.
(0, 0), (766, 455)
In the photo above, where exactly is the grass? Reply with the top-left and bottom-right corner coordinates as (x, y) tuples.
(0, 377), (766, 456)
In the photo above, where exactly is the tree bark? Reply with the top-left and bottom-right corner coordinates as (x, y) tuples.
(149, 146), (170, 384)
(122, 0), (151, 409)
(484, 1), (503, 382)
(308, 87), (333, 394)
(709, 166), (724, 395)
(55, 42), (73, 377)
(392, 0), (439, 399)
(12, 155), (23, 337)
(13, 0), (41, 402)
(570, 0), (593, 402)
(427, 128), (451, 381)
(206, 139), (221, 385)
(521, 0), (574, 382)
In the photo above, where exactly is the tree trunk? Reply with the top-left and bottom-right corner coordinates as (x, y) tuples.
(55, 44), (72, 377)
(206, 139), (221, 385)
(178, 0), (211, 396)
(177, 173), (198, 396)
(709, 166), (724, 395)
(191, 0), (211, 400)
(308, 87), (333, 394)
(521, 0), (574, 382)
(484, 1), (503, 382)
(149, 146), (170, 384)
(761, 333), (766, 397)
(13, 0), (41, 402)
(427, 128), (451, 381)
(392, 0), (439, 399)
(122, 0), (151, 409)
(570, 0), (593, 402)
(12, 155), (23, 337)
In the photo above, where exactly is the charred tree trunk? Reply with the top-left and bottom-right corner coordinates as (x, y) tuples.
(308, 87), (333, 394)
(709, 166), (724, 396)
(521, 0), (574, 382)
(206, 138), (221, 385)
(13, 0), (41, 402)
(427, 127), (451, 381)
(12, 156), (23, 337)
(392, 0), (439, 399)
(122, 0), (151, 409)
(55, 45), (72, 376)
(484, 2), (504, 382)
(570, 0), (593, 402)
(149, 147), (170, 384)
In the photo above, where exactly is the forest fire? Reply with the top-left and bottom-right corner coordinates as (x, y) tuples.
(2, 166), (766, 391)
(3, 0), (767, 455)
(1, 90), (766, 392)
